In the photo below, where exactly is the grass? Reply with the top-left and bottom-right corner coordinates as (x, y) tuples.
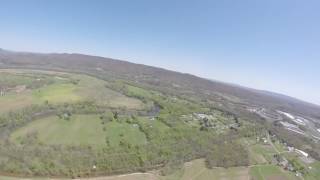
(0, 72), (35, 87)
(195, 167), (249, 180)
(162, 159), (249, 180)
(32, 83), (81, 103)
(245, 139), (277, 165)
(11, 115), (147, 147)
(104, 121), (147, 147)
(251, 144), (277, 163)
(250, 165), (298, 180)
(0, 93), (35, 113)
(273, 141), (287, 152)
(305, 161), (320, 180)
(249, 147), (268, 165)
(126, 85), (153, 99)
(0, 70), (145, 113)
(77, 76), (145, 110)
(138, 117), (170, 133)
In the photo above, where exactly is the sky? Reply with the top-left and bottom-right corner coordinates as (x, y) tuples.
(0, 0), (319, 105)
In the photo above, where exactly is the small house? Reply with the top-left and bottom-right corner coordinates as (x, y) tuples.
(262, 137), (268, 144)
(279, 158), (289, 168)
(288, 146), (294, 152)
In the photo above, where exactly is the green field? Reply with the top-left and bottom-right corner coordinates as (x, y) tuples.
(249, 147), (268, 165)
(250, 144), (277, 163)
(0, 70), (145, 113)
(250, 165), (298, 180)
(305, 162), (320, 180)
(0, 72), (38, 87)
(244, 139), (275, 165)
(11, 115), (147, 147)
(32, 83), (81, 103)
(163, 159), (249, 180)
(104, 121), (148, 147)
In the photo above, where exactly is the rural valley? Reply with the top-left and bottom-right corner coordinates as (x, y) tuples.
(0, 50), (319, 179)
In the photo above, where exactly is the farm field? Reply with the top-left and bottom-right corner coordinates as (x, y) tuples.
(250, 144), (276, 163)
(305, 162), (320, 180)
(243, 137), (276, 165)
(248, 147), (268, 165)
(32, 83), (81, 103)
(163, 159), (250, 180)
(11, 114), (147, 147)
(0, 69), (145, 114)
(250, 165), (298, 180)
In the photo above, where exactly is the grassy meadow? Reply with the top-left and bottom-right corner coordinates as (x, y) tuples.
(163, 159), (249, 180)
(11, 114), (147, 147)
(0, 70), (144, 114)
(250, 165), (298, 180)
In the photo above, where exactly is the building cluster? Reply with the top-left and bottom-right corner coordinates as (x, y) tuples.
(274, 143), (310, 177)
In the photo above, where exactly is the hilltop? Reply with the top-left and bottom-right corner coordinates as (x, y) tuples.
(0, 49), (319, 118)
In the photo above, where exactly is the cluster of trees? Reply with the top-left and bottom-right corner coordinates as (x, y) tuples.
(0, 127), (249, 178)
(205, 141), (249, 168)
(0, 105), (53, 139)
(106, 81), (204, 117)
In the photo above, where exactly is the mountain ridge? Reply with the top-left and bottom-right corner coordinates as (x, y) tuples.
(0, 48), (319, 119)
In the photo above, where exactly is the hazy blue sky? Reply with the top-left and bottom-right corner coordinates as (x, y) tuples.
(0, 0), (319, 105)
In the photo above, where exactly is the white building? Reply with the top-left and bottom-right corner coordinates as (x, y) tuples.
(262, 137), (268, 144)
(295, 149), (309, 158)
(195, 113), (207, 119)
(288, 146), (295, 152)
